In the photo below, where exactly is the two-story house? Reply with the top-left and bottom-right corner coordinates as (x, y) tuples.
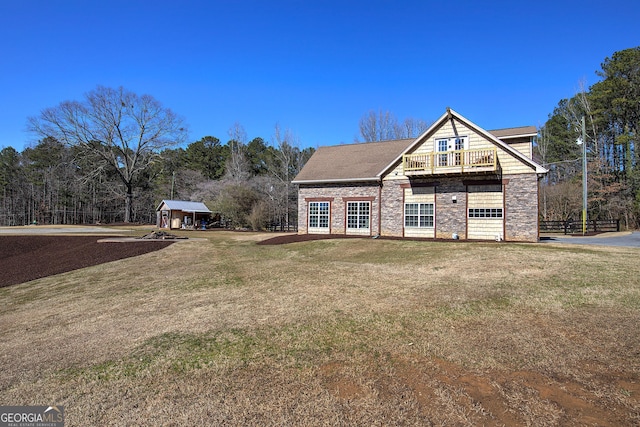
(292, 108), (547, 242)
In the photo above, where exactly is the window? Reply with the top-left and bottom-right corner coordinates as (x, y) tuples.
(468, 208), (503, 218)
(405, 203), (434, 228)
(309, 201), (329, 228)
(347, 201), (370, 229)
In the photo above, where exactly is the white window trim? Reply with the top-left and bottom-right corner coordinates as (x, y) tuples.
(308, 201), (330, 230)
(346, 201), (371, 230)
(434, 136), (469, 152)
(404, 202), (434, 228)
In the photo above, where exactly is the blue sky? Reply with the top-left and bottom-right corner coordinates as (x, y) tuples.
(1, 0), (638, 151)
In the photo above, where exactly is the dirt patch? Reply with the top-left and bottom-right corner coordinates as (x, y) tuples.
(0, 235), (173, 288)
(392, 354), (636, 426)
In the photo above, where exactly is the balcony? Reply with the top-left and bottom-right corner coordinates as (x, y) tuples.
(402, 147), (498, 176)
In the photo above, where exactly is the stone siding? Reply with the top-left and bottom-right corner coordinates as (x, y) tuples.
(379, 178), (407, 236)
(434, 180), (467, 239)
(298, 183), (380, 235)
(298, 173), (541, 242)
(504, 173), (539, 242)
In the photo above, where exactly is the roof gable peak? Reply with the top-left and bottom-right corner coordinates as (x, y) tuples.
(380, 108), (547, 176)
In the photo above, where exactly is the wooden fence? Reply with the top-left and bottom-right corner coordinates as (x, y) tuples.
(540, 219), (620, 234)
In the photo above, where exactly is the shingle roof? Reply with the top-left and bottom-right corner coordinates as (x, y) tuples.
(157, 200), (211, 213)
(293, 109), (547, 185)
(488, 126), (537, 139)
(292, 138), (414, 183)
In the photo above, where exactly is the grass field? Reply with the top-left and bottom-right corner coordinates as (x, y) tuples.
(1, 230), (639, 426)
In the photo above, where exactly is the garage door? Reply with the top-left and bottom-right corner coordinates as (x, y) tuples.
(467, 184), (503, 240)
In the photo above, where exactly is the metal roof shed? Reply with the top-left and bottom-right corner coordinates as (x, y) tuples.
(156, 200), (212, 229)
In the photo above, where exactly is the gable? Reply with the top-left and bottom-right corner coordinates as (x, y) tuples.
(409, 119), (493, 155)
(408, 119), (535, 174)
(381, 108), (547, 178)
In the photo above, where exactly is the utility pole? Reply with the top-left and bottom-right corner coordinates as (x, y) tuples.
(580, 116), (588, 235)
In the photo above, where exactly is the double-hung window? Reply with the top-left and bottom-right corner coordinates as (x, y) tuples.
(404, 203), (434, 228)
(347, 201), (370, 230)
(309, 201), (329, 229)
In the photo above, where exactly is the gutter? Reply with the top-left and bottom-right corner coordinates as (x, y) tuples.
(292, 177), (381, 185)
(497, 133), (538, 139)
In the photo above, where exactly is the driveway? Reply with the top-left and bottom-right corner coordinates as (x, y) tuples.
(540, 231), (640, 248)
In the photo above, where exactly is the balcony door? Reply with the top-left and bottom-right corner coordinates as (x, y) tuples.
(436, 136), (468, 167)
(437, 139), (449, 166)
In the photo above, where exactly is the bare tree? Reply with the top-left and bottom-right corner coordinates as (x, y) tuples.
(537, 125), (549, 220)
(356, 110), (430, 142)
(225, 122), (251, 182)
(27, 86), (187, 222)
(575, 79), (599, 154)
(357, 110), (399, 142)
(544, 181), (582, 221)
(398, 117), (430, 139)
(269, 124), (305, 229)
(561, 80), (600, 162)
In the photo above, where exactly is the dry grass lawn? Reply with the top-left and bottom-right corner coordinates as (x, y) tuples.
(1, 230), (639, 426)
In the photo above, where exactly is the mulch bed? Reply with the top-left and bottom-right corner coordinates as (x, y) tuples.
(0, 236), (173, 288)
(257, 233), (467, 245)
(257, 233), (368, 245)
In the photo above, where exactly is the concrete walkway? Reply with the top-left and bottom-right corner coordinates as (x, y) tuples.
(540, 231), (640, 248)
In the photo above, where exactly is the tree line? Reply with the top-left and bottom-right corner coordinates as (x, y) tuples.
(2, 47), (638, 229)
(537, 46), (640, 229)
(0, 86), (427, 230)
(0, 86), (314, 229)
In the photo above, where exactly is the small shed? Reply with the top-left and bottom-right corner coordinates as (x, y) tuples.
(156, 200), (212, 229)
